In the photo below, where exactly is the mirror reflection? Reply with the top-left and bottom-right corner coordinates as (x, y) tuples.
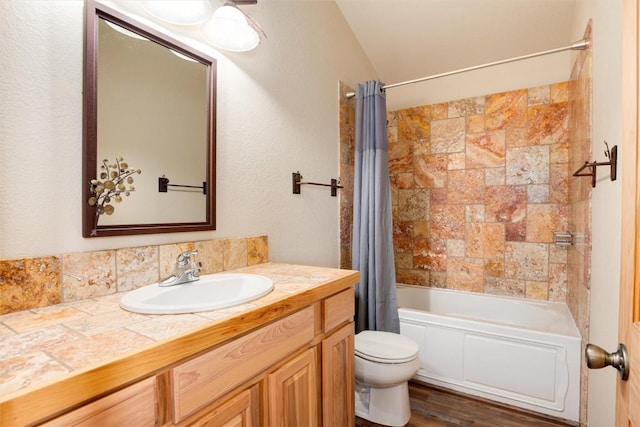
(83, 1), (216, 237)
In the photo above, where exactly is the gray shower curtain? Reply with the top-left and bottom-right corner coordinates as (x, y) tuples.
(352, 80), (400, 334)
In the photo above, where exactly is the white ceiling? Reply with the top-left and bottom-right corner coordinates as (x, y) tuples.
(336, 0), (579, 108)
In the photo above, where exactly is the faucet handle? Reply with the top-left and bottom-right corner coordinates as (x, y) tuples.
(177, 250), (198, 266)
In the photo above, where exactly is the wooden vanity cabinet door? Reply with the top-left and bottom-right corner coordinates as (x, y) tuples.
(182, 385), (259, 427)
(321, 322), (355, 427)
(39, 376), (157, 427)
(267, 347), (318, 427)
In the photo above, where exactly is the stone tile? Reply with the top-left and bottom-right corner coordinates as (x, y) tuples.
(506, 146), (550, 185)
(0, 257), (61, 315)
(195, 239), (224, 274)
(525, 281), (549, 300)
(388, 140), (413, 174)
(550, 141), (569, 163)
(0, 352), (70, 396)
(526, 204), (569, 243)
(465, 205), (485, 222)
(0, 306), (89, 333)
(505, 127), (528, 147)
(387, 125), (398, 143)
(550, 81), (569, 103)
(549, 263), (568, 301)
(447, 169), (485, 205)
(126, 314), (211, 342)
(431, 117), (466, 154)
(527, 185), (549, 203)
(465, 223), (505, 259)
(429, 271), (447, 288)
(247, 236), (269, 266)
(550, 163), (569, 204)
(398, 189), (430, 221)
(466, 114), (485, 133)
(223, 238), (249, 270)
(62, 250), (116, 302)
(413, 238), (447, 272)
(0, 324), (82, 358)
(550, 244), (568, 264)
(447, 152), (466, 170)
(506, 222), (526, 241)
(504, 242), (549, 281)
(48, 329), (154, 370)
(159, 242), (195, 279)
(393, 221), (414, 254)
(64, 310), (148, 337)
(485, 89), (527, 130)
(466, 130), (506, 168)
(396, 253), (413, 270)
(430, 188), (448, 205)
(398, 106), (431, 142)
(447, 258), (484, 292)
(396, 269), (429, 286)
(430, 204), (465, 239)
(484, 258), (505, 278)
(484, 278), (525, 297)
(485, 185), (526, 223)
(447, 239), (466, 258)
(387, 110), (400, 126)
(393, 173), (415, 189)
(527, 102), (569, 145)
(116, 246), (159, 292)
(413, 222), (430, 239)
(414, 154), (447, 188)
(448, 96), (485, 118)
(528, 85), (550, 106)
(431, 103), (448, 120)
(485, 167), (506, 186)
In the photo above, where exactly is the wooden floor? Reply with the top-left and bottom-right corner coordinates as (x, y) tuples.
(355, 382), (575, 427)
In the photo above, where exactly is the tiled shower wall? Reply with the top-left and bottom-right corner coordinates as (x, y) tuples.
(568, 23), (593, 424)
(339, 81), (572, 302)
(0, 236), (269, 315)
(387, 85), (570, 301)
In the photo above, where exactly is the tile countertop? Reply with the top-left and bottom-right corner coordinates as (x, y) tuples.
(0, 263), (359, 404)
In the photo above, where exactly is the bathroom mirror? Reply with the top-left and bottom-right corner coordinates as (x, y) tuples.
(83, 0), (216, 237)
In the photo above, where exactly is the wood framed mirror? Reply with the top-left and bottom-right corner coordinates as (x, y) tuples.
(83, 0), (216, 237)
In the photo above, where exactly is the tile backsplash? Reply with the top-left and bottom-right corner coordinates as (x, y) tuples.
(0, 236), (268, 315)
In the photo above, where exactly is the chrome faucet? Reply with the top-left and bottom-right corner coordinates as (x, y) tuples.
(159, 250), (202, 287)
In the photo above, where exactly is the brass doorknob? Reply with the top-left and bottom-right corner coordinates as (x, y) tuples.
(585, 343), (629, 381)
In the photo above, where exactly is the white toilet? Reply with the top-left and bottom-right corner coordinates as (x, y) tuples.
(354, 330), (420, 426)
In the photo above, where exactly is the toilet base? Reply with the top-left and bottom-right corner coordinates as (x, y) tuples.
(355, 381), (411, 426)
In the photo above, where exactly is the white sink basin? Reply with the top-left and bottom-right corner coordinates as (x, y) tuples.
(120, 273), (274, 314)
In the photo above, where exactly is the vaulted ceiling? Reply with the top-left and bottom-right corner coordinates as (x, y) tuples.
(336, 0), (579, 109)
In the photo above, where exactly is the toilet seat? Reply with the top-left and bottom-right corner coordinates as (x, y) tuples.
(355, 330), (419, 364)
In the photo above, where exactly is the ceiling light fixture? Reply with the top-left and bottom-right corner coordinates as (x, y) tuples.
(139, 1), (213, 26)
(202, 1), (266, 52)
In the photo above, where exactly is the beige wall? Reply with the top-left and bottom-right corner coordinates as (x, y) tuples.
(0, 1), (376, 267)
(571, 1), (623, 427)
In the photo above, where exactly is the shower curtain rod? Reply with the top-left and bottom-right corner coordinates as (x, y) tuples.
(345, 39), (589, 98)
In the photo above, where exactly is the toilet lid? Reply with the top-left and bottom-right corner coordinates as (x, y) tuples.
(355, 330), (418, 363)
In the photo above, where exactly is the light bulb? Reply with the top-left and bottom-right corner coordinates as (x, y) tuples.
(202, 5), (260, 52)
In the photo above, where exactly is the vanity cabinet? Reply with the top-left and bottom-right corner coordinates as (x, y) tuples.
(175, 288), (355, 427)
(267, 348), (318, 426)
(322, 323), (355, 427)
(40, 377), (158, 427)
(182, 385), (260, 427)
(27, 284), (356, 427)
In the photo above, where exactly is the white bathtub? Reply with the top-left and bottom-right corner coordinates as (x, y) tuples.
(397, 285), (581, 422)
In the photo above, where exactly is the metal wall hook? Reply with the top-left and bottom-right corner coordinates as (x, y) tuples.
(158, 175), (207, 194)
(292, 171), (343, 197)
(572, 142), (617, 188)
